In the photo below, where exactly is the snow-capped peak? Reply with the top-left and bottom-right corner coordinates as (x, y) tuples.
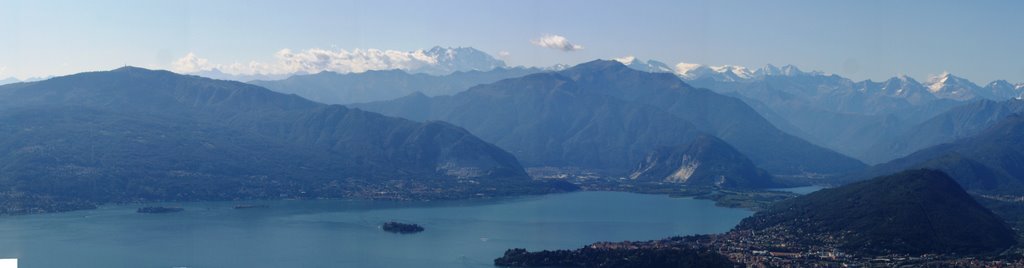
(647, 59), (1017, 102)
(674, 62), (705, 73)
(755, 64), (782, 76)
(613, 56), (638, 65)
(925, 72), (976, 91)
(613, 56), (673, 73)
(420, 46), (507, 75)
(669, 61), (821, 82)
(674, 62), (715, 80)
(874, 75), (930, 101)
(545, 63), (571, 71)
(710, 65), (755, 79)
(924, 72), (982, 100)
(780, 65), (802, 76)
(925, 72), (950, 92)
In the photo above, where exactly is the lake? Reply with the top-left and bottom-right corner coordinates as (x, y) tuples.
(0, 191), (753, 268)
(769, 185), (826, 195)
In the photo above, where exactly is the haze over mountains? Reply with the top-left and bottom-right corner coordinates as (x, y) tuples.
(0, 76), (50, 86)
(865, 98), (1024, 161)
(251, 67), (542, 104)
(856, 114), (1024, 194)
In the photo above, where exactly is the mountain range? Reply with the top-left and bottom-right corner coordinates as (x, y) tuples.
(676, 62), (822, 82)
(354, 60), (865, 178)
(8, 47), (1024, 213)
(238, 47), (1024, 166)
(662, 59), (1023, 102)
(0, 67), (570, 214)
(674, 66), (998, 164)
(608, 57), (1022, 164)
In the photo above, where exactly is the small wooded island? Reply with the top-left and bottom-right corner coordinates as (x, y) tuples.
(136, 207), (184, 214)
(382, 221), (424, 234)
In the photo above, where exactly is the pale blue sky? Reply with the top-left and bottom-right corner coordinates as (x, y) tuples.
(1, 0), (1023, 83)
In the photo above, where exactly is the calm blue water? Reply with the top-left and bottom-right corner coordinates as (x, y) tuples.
(769, 185), (825, 195)
(0, 191), (751, 268)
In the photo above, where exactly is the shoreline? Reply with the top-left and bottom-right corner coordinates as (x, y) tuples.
(0, 185), (822, 218)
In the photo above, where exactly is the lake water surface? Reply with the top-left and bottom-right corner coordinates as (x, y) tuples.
(0, 191), (752, 268)
(769, 185), (825, 195)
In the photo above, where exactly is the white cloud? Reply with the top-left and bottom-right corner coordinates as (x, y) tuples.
(0, 66), (7, 75)
(531, 34), (584, 52)
(498, 51), (511, 58)
(170, 48), (471, 75)
(272, 48), (439, 74)
(171, 52), (212, 73)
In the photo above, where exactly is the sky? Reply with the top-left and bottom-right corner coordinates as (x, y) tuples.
(1, 0), (1024, 83)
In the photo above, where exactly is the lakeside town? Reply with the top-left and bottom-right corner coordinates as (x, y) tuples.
(578, 230), (1024, 267)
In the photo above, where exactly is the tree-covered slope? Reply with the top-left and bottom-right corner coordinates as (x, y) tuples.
(0, 67), (567, 214)
(558, 60), (865, 176)
(355, 73), (704, 174)
(737, 169), (1017, 255)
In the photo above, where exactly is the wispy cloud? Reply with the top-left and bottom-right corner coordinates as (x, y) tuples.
(531, 34), (584, 52)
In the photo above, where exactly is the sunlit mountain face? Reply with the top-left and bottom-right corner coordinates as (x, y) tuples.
(3, 1), (1024, 267)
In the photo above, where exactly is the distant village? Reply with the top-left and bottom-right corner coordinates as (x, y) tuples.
(584, 230), (1024, 267)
